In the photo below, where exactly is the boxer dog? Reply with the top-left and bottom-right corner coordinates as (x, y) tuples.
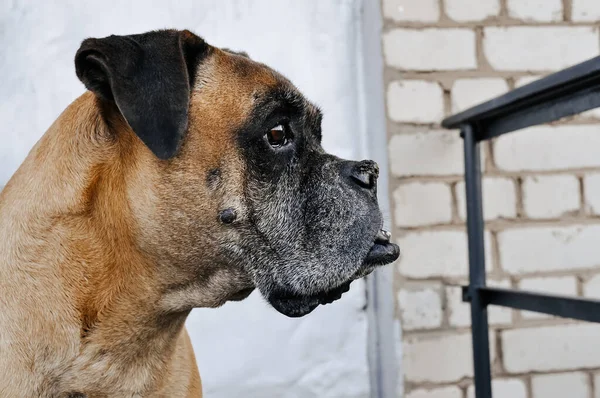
(0, 29), (399, 397)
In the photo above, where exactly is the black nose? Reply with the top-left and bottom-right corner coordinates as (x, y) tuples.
(347, 160), (379, 190)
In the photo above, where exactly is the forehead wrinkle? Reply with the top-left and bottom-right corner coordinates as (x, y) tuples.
(193, 48), (278, 92)
(253, 85), (307, 114)
(190, 49), (282, 129)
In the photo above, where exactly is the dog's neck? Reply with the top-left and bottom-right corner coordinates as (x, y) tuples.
(0, 93), (191, 393)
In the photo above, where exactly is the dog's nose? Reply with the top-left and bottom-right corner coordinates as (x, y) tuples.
(347, 160), (379, 190)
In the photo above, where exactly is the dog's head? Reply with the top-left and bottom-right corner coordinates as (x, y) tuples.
(75, 29), (399, 317)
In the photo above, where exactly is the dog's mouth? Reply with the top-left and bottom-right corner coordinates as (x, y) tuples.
(268, 229), (400, 318)
(364, 229), (400, 266)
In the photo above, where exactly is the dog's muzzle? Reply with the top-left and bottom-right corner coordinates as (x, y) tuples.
(268, 229), (400, 318)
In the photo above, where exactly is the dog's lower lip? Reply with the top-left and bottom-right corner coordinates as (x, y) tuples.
(365, 229), (400, 266)
(268, 282), (353, 317)
(318, 282), (351, 305)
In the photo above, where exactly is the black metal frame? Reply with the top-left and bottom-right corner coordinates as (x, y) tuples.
(442, 55), (600, 398)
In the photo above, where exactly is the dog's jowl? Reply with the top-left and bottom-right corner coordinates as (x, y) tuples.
(0, 29), (400, 397)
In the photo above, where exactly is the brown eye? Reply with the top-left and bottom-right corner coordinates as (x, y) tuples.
(265, 124), (291, 148)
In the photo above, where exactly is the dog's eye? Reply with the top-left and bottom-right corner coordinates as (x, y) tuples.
(265, 124), (292, 148)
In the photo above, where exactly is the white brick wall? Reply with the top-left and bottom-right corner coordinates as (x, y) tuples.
(383, 29), (477, 71)
(388, 131), (464, 177)
(466, 378), (527, 398)
(499, 225), (600, 274)
(572, 0), (600, 22)
(532, 372), (590, 398)
(502, 323), (600, 373)
(522, 175), (581, 219)
(404, 332), (495, 383)
(583, 274), (600, 299)
(456, 177), (517, 221)
(584, 173), (600, 214)
(495, 125), (600, 172)
(518, 276), (578, 319)
(398, 230), (493, 278)
(444, 0), (500, 22)
(387, 80), (444, 123)
(595, 374), (600, 398)
(507, 0), (563, 22)
(397, 230), (468, 278)
(451, 78), (508, 113)
(483, 27), (598, 71)
(383, 0), (440, 22)
(383, 0), (600, 395)
(393, 182), (453, 227)
(398, 284), (443, 330)
(406, 386), (462, 398)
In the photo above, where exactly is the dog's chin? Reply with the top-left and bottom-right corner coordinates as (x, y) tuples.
(268, 231), (400, 318)
(267, 281), (353, 318)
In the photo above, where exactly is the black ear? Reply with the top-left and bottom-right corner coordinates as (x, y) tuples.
(75, 29), (210, 159)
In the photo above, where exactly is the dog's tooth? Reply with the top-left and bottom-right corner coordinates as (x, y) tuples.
(375, 229), (391, 242)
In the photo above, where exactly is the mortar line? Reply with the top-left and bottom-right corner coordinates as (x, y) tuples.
(563, 0), (573, 21)
(500, 0), (509, 18)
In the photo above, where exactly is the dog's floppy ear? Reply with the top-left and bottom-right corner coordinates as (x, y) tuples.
(75, 29), (210, 159)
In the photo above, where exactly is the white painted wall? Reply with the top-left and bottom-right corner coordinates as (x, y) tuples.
(0, 1), (377, 397)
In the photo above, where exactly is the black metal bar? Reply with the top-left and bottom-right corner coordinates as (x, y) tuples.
(465, 287), (600, 323)
(442, 56), (600, 137)
(444, 55), (600, 398)
(468, 87), (600, 141)
(462, 124), (492, 398)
